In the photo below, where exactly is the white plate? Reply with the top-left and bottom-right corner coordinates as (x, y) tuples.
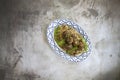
(47, 19), (92, 62)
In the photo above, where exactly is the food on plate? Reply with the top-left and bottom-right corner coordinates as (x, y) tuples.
(54, 24), (88, 56)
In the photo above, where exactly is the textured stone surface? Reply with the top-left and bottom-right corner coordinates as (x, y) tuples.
(0, 0), (120, 80)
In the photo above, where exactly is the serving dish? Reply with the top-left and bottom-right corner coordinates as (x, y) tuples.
(47, 19), (91, 62)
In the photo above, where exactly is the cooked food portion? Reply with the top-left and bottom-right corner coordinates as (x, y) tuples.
(54, 24), (88, 56)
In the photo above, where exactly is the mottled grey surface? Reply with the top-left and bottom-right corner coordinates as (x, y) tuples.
(0, 0), (120, 80)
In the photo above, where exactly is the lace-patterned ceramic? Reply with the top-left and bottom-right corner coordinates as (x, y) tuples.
(47, 19), (92, 62)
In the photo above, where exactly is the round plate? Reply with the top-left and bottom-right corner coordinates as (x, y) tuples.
(47, 19), (92, 62)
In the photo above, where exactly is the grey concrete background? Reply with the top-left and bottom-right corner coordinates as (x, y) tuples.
(0, 0), (120, 80)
